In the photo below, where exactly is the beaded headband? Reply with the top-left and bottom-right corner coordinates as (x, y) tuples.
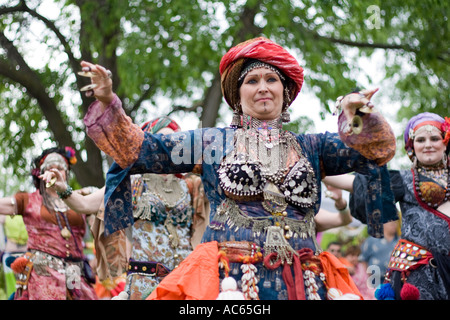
(408, 121), (443, 141)
(238, 61), (286, 84)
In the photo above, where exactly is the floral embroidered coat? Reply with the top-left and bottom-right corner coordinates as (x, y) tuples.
(84, 94), (397, 300)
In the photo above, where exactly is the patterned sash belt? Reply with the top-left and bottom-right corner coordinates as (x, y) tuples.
(218, 241), (263, 264)
(127, 259), (171, 277)
(13, 250), (85, 295)
(217, 241), (324, 300)
(388, 239), (434, 273)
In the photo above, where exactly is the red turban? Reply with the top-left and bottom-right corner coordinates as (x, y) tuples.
(219, 37), (304, 110)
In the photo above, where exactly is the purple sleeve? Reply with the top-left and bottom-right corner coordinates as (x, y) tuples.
(83, 94), (144, 169)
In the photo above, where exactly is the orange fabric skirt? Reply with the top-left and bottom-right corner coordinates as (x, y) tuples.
(147, 241), (220, 300)
(147, 241), (362, 300)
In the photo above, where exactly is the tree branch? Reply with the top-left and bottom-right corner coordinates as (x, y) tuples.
(0, 0), (93, 107)
(0, 30), (77, 151)
(168, 102), (203, 116)
(305, 26), (414, 52)
(311, 29), (449, 65)
(128, 86), (154, 115)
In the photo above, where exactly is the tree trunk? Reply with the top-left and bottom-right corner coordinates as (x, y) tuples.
(200, 5), (261, 127)
(200, 72), (223, 127)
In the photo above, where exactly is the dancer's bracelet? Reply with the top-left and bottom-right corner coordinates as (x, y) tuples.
(57, 185), (73, 200)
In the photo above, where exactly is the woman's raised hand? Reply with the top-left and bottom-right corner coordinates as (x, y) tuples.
(339, 87), (379, 120)
(39, 168), (67, 193)
(79, 61), (115, 105)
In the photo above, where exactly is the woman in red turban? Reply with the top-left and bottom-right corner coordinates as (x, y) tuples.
(220, 37), (304, 111)
(79, 37), (397, 300)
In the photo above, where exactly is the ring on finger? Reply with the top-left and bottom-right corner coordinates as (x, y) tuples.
(359, 102), (374, 113)
(105, 70), (112, 79)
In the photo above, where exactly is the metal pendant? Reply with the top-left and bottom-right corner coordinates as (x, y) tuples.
(263, 226), (297, 265)
(60, 226), (71, 240)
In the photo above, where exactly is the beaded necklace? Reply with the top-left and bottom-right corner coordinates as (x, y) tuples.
(145, 174), (185, 208)
(41, 184), (72, 241)
(216, 115), (320, 264)
(413, 158), (450, 208)
(219, 114), (317, 208)
(55, 211), (72, 241)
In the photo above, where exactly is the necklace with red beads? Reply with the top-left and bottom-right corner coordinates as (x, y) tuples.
(413, 158), (450, 208)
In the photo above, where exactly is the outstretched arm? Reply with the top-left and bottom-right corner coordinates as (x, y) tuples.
(315, 182), (353, 232)
(80, 61), (144, 169)
(337, 88), (396, 166)
(0, 196), (18, 216)
(41, 168), (105, 215)
(322, 174), (355, 193)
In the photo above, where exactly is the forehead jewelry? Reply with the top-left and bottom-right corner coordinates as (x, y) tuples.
(415, 124), (441, 136)
(238, 61), (285, 82)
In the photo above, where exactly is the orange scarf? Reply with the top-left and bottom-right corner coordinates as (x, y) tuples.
(147, 241), (220, 300)
(319, 251), (363, 299)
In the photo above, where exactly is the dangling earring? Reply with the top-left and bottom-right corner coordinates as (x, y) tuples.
(407, 150), (414, 159)
(231, 110), (242, 127)
(231, 102), (242, 127)
(281, 87), (291, 123)
(281, 111), (291, 123)
(443, 152), (448, 168)
(284, 87), (291, 109)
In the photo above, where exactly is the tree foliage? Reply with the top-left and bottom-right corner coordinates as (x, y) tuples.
(0, 0), (448, 191)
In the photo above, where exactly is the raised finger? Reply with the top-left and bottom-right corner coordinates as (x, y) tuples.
(91, 64), (111, 79)
(41, 170), (56, 187)
(359, 87), (379, 100)
(80, 60), (97, 71)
